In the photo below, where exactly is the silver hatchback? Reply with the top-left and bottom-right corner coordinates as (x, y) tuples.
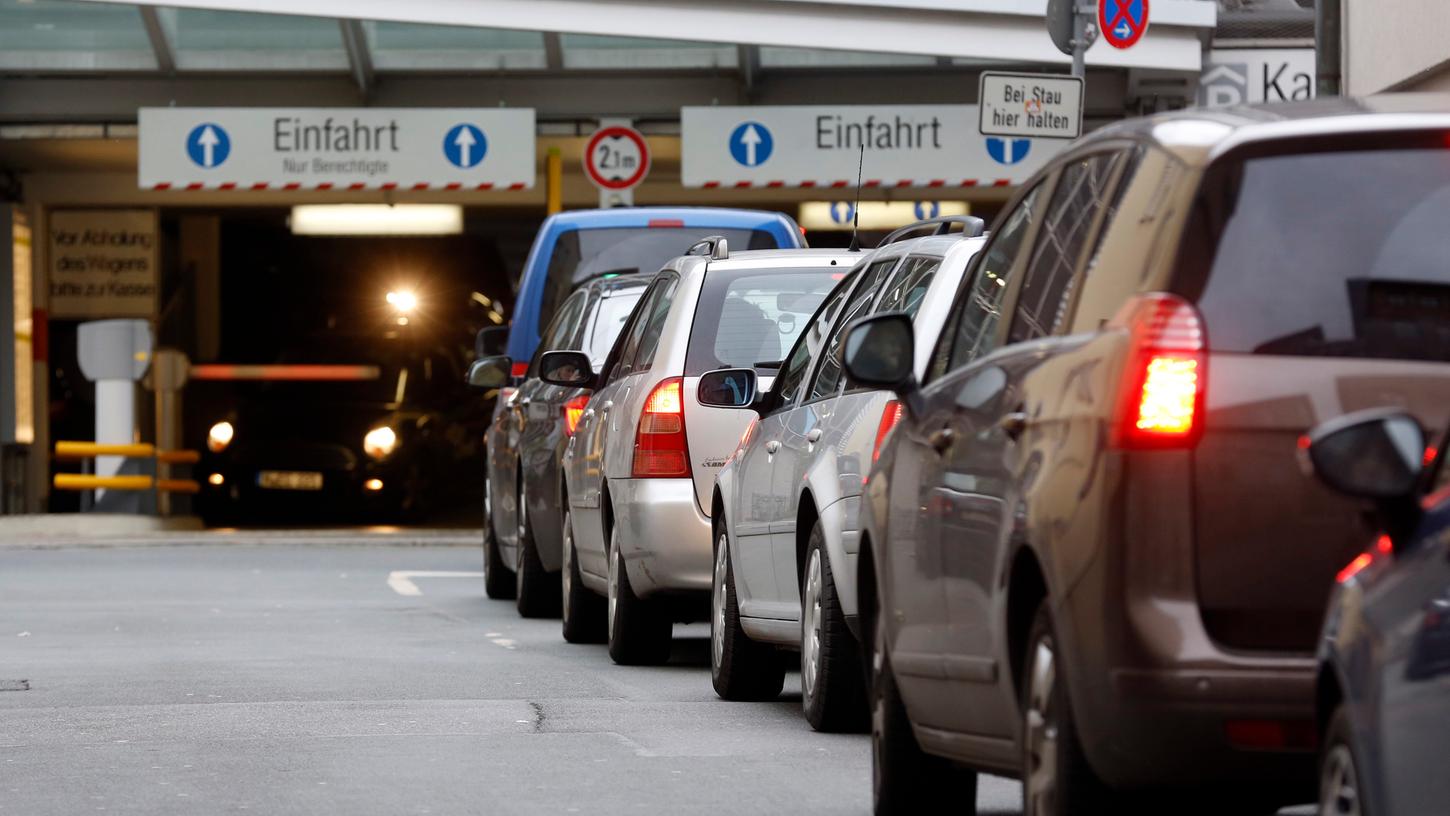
(544, 240), (858, 664)
(706, 223), (985, 729)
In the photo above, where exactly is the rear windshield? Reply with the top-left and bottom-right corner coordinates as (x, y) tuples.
(583, 286), (646, 365)
(537, 227), (780, 340)
(1180, 138), (1450, 361)
(684, 266), (842, 376)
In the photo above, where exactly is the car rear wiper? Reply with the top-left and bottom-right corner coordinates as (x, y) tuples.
(754, 360), (784, 370)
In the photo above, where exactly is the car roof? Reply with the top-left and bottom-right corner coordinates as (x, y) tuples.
(1078, 94), (1450, 167)
(581, 272), (653, 295)
(541, 206), (798, 230)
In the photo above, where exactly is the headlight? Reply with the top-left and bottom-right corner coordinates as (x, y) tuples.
(364, 426), (398, 460)
(207, 421), (234, 453)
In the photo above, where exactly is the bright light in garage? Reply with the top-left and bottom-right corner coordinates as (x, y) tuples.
(289, 205), (463, 236)
(386, 290), (419, 312)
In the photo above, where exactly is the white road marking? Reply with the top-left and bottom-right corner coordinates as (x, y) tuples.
(386, 570), (483, 596)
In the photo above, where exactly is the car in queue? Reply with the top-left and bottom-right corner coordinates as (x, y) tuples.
(544, 240), (856, 660)
(1302, 409), (1450, 816)
(703, 218), (986, 731)
(197, 333), (483, 523)
(840, 97), (1450, 814)
(471, 273), (650, 615)
(504, 207), (806, 378)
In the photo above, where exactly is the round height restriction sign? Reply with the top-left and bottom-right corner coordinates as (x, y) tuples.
(584, 126), (650, 191)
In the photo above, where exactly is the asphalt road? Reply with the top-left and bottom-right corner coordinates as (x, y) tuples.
(0, 534), (1026, 815)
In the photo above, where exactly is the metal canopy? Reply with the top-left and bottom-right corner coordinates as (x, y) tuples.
(0, 0), (1216, 76)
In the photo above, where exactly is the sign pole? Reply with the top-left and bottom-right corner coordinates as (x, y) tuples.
(1071, 4), (1088, 78)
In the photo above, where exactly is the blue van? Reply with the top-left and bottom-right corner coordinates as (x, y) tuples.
(504, 207), (804, 372)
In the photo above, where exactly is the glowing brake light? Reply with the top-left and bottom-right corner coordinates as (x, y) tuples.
(563, 394), (590, 437)
(872, 400), (904, 462)
(632, 377), (691, 478)
(1110, 293), (1206, 449)
(1337, 534), (1394, 584)
(511, 361), (529, 378)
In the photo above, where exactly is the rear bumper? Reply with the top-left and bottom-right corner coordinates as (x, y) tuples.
(610, 477), (713, 598)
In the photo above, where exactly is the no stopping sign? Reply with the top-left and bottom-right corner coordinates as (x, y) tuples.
(584, 125), (650, 191)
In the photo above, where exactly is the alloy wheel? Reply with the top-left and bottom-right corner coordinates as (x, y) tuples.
(561, 516), (574, 623)
(482, 478), (494, 582)
(870, 608), (887, 798)
(607, 534), (619, 642)
(1320, 744), (1363, 816)
(1024, 637), (1060, 816)
(712, 533), (729, 672)
(801, 549), (824, 703)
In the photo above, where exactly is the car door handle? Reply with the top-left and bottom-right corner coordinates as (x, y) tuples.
(599, 401), (613, 413)
(765, 440), (781, 454)
(928, 428), (956, 453)
(997, 411), (1028, 440)
(806, 429), (823, 443)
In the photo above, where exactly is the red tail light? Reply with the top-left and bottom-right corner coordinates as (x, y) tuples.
(632, 377), (691, 478)
(511, 361), (529, 378)
(1337, 534), (1394, 584)
(562, 394), (590, 437)
(1110, 293), (1206, 449)
(872, 400), (904, 462)
(648, 219), (684, 228)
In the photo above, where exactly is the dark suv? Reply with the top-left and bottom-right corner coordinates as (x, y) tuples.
(843, 97), (1450, 814)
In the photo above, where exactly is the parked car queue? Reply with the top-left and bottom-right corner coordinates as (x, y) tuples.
(466, 96), (1450, 816)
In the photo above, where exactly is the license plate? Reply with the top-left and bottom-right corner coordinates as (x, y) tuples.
(257, 470), (324, 491)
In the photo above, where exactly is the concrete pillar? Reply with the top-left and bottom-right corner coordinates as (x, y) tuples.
(181, 215), (221, 362)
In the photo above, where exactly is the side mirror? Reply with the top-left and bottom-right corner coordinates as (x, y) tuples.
(842, 312), (916, 390)
(1303, 408), (1425, 501)
(466, 355), (511, 389)
(475, 326), (508, 359)
(538, 350), (594, 388)
(697, 368), (757, 408)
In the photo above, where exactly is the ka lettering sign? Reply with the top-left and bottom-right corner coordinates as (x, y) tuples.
(138, 108), (536, 190)
(682, 105), (1064, 188)
(1199, 49), (1315, 107)
(978, 73), (1084, 140)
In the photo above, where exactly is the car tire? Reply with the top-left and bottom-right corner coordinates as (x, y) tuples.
(1021, 601), (1114, 816)
(801, 522), (868, 732)
(606, 527), (672, 666)
(870, 599), (977, 815)
(561, 509), (606, 644)
(482, 476), (515, 600)
(515, 486), (561, 619)
(710, 530), (786, 701)
(1320, 705), (1367, 816)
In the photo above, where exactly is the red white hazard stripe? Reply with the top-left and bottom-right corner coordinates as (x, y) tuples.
(697, 178), (1018, 189)
(190, 364), (380, 382)
(151, 182), (532, 191)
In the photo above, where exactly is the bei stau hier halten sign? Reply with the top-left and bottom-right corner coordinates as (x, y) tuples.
(49, 209), (159, 319)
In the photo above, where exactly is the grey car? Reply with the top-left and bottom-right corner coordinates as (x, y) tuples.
(1303, 408), (1450, 816)
(842, 97), (1450, 815)
(546, 241), (856, 662)
(706, 222), (985, 730)
(477, 275), (648, 614)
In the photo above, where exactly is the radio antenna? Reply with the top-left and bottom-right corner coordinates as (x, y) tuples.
(848, 143), (864, 252)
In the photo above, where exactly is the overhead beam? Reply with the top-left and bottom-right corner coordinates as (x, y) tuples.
(86, 0), (1215, 72)
(542, 32), (564, 71)
(338, 20), (376, 97)
(137, 7), (176, 74)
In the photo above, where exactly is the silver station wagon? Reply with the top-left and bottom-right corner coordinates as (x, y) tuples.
(704, 219), (985, 730)
(544, 240), (857, 664)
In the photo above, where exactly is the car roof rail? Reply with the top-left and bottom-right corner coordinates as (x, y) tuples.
(686, 235), (730, 260)
(878, 215), (987, 248)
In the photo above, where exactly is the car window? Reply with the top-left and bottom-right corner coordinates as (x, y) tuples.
(625, 275), (680, 375)
(773, 270), (857, 412)
(684, 266), (840, 376)
(1008, 152), (1124, 344)
(582, 286), (647, 366)
(877, 255), (942, 318)
(807, 257), (899, 401)
(611, 278), (665, 381)
(529, 290), (589, 376)
(932, 181), (1048, 378)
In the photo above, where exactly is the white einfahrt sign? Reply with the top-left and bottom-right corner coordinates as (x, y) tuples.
(49, 209), (158, 320)
(1199, 49), (1315, 107)
(681, 105), (1064, 189)
(979, 72), (1083, 140)
(138, 108), (536, 191)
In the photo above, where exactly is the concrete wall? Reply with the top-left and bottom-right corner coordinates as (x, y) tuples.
(1345, 0), (1450, 94)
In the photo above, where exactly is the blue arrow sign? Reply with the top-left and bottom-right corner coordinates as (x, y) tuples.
(914, 201), (940, 220)
(986, 137), (1032, 166)
(186, 123), (230, 169)
(443, 123), (487, 169)
(829, 201), (856, 224)
(729, 121), (774, 168)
